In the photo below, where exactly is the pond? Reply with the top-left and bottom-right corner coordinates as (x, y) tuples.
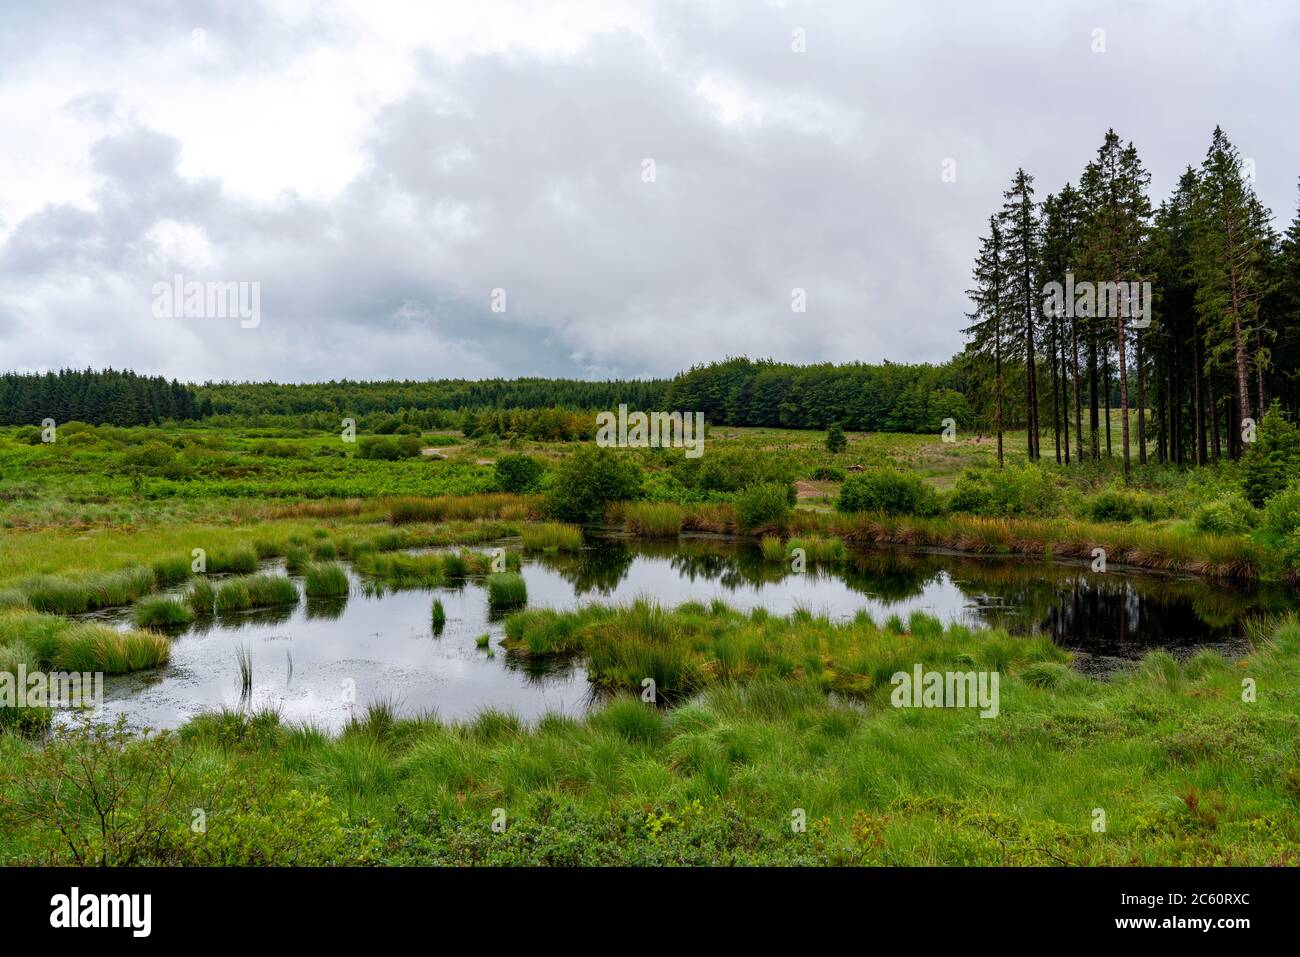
(77, 535), (1299, 731)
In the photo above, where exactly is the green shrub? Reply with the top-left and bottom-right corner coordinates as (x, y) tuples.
(824, 423), (847, 454)
(1241, 402), (1300, 507)
(838, 469), (940, 516)
(948, 464), (1059, 517)
(1085, 486), (1163, 523)
(734, 482), (792, 530)
(1191, 496), (1256, 535)
(544, 446), (643, 522)
(358, 435), (422, 460)
(495, 453), (544, 493)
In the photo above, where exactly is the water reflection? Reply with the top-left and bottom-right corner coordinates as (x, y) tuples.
(74, 536), (1296, 731)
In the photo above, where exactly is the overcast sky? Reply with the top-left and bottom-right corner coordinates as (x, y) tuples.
(1, 0), (1297, 384)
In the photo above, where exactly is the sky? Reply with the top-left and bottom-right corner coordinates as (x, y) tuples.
(1, 0), (1297, 384)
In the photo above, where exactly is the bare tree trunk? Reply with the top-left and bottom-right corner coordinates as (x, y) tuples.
(1072, 318), (1084, 463)
(1136, 327), (1147, 466)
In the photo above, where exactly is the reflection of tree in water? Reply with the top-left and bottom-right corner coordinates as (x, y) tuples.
(544, 535), (1295, 648)
(531, 542), (636, 596)
(838, 551), (944, 602)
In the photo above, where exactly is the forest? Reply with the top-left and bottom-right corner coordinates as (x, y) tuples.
(963, 126), (1300, 475)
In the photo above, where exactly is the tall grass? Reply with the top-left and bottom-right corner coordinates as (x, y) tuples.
(620, 502), (685, 537)
(213, 573), (299, 613)
(304, 562), (349, 597)
(387, 494), (537, 524)
(0, 612), (171, 674)
(786, 535), (847, 563)
(207, 546), (259, 574)
(519, 522), (583, 552)
(132, 595), (195, 628)
(760, 536), (785, 562)
(502, 598), (1067, 700)
(150, 555), (193, 587)
(235, 644), (254, 698)
(355, 550), (498, 588)
(186, 578), (216, 616)
(21, 564), (157, 614)
(431, 599), (446, 635)
(486, 573), (527, 609)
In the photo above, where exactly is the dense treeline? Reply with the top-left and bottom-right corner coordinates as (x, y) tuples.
(196, 378), (670, 419)
(0, 369), (202, 426)
(663, 357), (971, 432)
(964, 126), (1300, 473)
(1, 361), (974, 435)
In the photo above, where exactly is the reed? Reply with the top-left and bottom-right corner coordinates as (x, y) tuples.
(486, 572), (527, 609)
(304, 562), (350, 597)
(132, 595), (195, 628)
(519, 522), (583, 552)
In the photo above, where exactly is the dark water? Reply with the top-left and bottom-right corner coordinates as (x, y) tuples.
(76, 536), (1297, 730)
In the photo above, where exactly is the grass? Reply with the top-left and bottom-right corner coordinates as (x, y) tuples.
(304, 562), (349, 597)
(619, 502), (685, 537)
(0, 611), (170, 674)
(485, 573), (527, 609)
(786, 535), (847, 563)
(236, 644), (253, 697)
(5, 612), (1299, 865)
(132, 595), (195, 628)
(388, 494), (536, 524)
(502, 599), (1065, 700)
(186, 578), (216, 616)
(431, 599), (446, 635)
(519, 522), (583, 552)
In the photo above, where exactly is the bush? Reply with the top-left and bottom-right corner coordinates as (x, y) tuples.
(948, 464), (1059, 518)
(1084, 486), (1163, 523)
(733, 482), (792, 530)
(1269, 483), (1300, 533)
(810, 466), (846, 482)
(357, 435), (422, 461)
(544, 446), (643, 523)
(837, 469), (940, 516)
(1191, 496), (1257, 535)
(1241, 401), (1300, 507)
(495, 453), (544, 493)
(824, 423), (847, 454)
